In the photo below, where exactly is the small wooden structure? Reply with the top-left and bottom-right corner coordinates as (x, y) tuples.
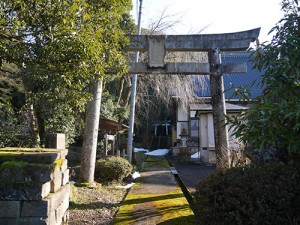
(99, 118), (128, 156)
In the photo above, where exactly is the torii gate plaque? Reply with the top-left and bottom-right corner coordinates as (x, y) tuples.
(126, 28), (260, 169)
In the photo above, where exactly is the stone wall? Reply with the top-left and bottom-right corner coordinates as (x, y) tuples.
(0, 148), (70, 225)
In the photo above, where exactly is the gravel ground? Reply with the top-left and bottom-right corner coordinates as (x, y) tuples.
(68, 165), (128, 225)
(69, 184), (127, 225)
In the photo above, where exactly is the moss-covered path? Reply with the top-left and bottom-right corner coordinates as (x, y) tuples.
(113, 156), (197, 225)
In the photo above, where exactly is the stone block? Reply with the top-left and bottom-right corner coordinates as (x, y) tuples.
(48, 210), (56, 225)
(21, 183), (70, 218)
(0, 148), (70, 225)
(31, 167), (52, 183)
(44, 185), (70, 225)
(61, 169), (69, 186)
(62, 211), (69, 223)
(55, 196), (69, 225)
(46, 183), (70, 212)
(60, 159), (68, 172)
(0, 217), (48, 225)
(148, 36), (166, 68)
(42, 182), (51, 198)
(0, 201), (21, 217)
(45, 133), (65, 150)
(0, 152), (62, 164)
(50, 170), (62, 193)
(21, 201), (48, 217)
(59, 149), (68, 159)
(0, 182), (50, 200)
(0, 165), (52, 183)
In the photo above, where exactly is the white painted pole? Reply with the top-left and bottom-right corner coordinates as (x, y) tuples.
(127, 0), (143, 163)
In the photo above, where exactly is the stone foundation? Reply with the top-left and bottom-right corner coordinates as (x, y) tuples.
(0, 148), (69, 225)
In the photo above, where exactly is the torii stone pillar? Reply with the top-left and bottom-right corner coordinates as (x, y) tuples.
(126, 28), (260, 170)
(209, 48), (230, 168)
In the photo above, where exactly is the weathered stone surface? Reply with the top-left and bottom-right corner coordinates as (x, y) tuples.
(148, 36), (166, 68)
(50, 170), (62, 193)
(0, 148), (69, 225)
(127, 28), (260, 51)
(48, 210), (56, 225)
(128, 62), (247, 75)
(21, 201), (48, 217)
(21, 184), (70, 218)
(0, 183), (50, 200)
(55, 195), (69, 225)
(0, 152), (61, 164)
(62, 211), (69, 223)
(31, 167), (52, 183)
(0, 217), (48, 225)
(0, 165), (52, 183)
(42, 182), (51, 198)
(0, 201), (21, 217)
(59, 159), (68, 172)
(61, 169), (69, 186)
(209, 48), (230, 169)
(45, 133), (66, 150)
(48, 183), (70, 211)
(59, 149), (68, 159)
(43, 185), (70, 225)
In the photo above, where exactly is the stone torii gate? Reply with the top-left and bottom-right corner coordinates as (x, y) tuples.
(126, 28), (260, 170)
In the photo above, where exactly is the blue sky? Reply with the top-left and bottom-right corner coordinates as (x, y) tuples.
(131, 0), (284, 43)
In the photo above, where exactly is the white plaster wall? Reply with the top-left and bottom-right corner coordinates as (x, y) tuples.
(200, 114), (208, 147)
(177, 104), (188, 121)
(190, 110), (197, 117)
(199, 112), (240, 159)
(176, 122), (182, 140)
(199, 114), (208, 162)
(227, 113), (241, 150)
(207, 114), (215, 148)
(177, 103), (189, 140)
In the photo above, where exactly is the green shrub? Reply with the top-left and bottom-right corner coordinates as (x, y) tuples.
(193, 163), (300, 225)
(95, 156), (133, 182)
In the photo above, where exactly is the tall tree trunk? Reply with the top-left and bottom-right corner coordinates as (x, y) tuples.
(21, 75), (40, 146)
(116, 77), (125, 106)
(35, 106), (46, 147)
(80, 78), (103, 184)
(123, 75), (132, 108)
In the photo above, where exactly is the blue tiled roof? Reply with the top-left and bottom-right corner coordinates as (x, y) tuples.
(194, 52), (263, 99)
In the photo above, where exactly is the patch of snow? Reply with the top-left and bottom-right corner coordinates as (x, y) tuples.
(134, 148), (149, 153)
(115, 183), (135, 189)
(191, 151), (201, 159)
(132, 171), (141, 179)
(145, 149), (169, 156)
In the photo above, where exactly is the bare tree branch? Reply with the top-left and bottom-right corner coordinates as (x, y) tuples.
(145, 6), (183, 35)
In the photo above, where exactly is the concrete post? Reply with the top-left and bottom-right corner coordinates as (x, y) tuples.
(104, 137), (108, 156)
(127, 0), (143, 163)
(112, 138), (115, 155)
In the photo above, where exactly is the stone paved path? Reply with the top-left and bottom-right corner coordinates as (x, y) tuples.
(113, 156), (197, 225)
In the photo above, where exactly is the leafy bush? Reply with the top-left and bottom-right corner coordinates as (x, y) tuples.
(193, 163), (300, 225)
(95, 156), (133, 182)
(227, 0), (300, 154)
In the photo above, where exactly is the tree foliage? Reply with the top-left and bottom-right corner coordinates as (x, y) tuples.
(0, 0), (132, 146)
(228, 0), (300, 154)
